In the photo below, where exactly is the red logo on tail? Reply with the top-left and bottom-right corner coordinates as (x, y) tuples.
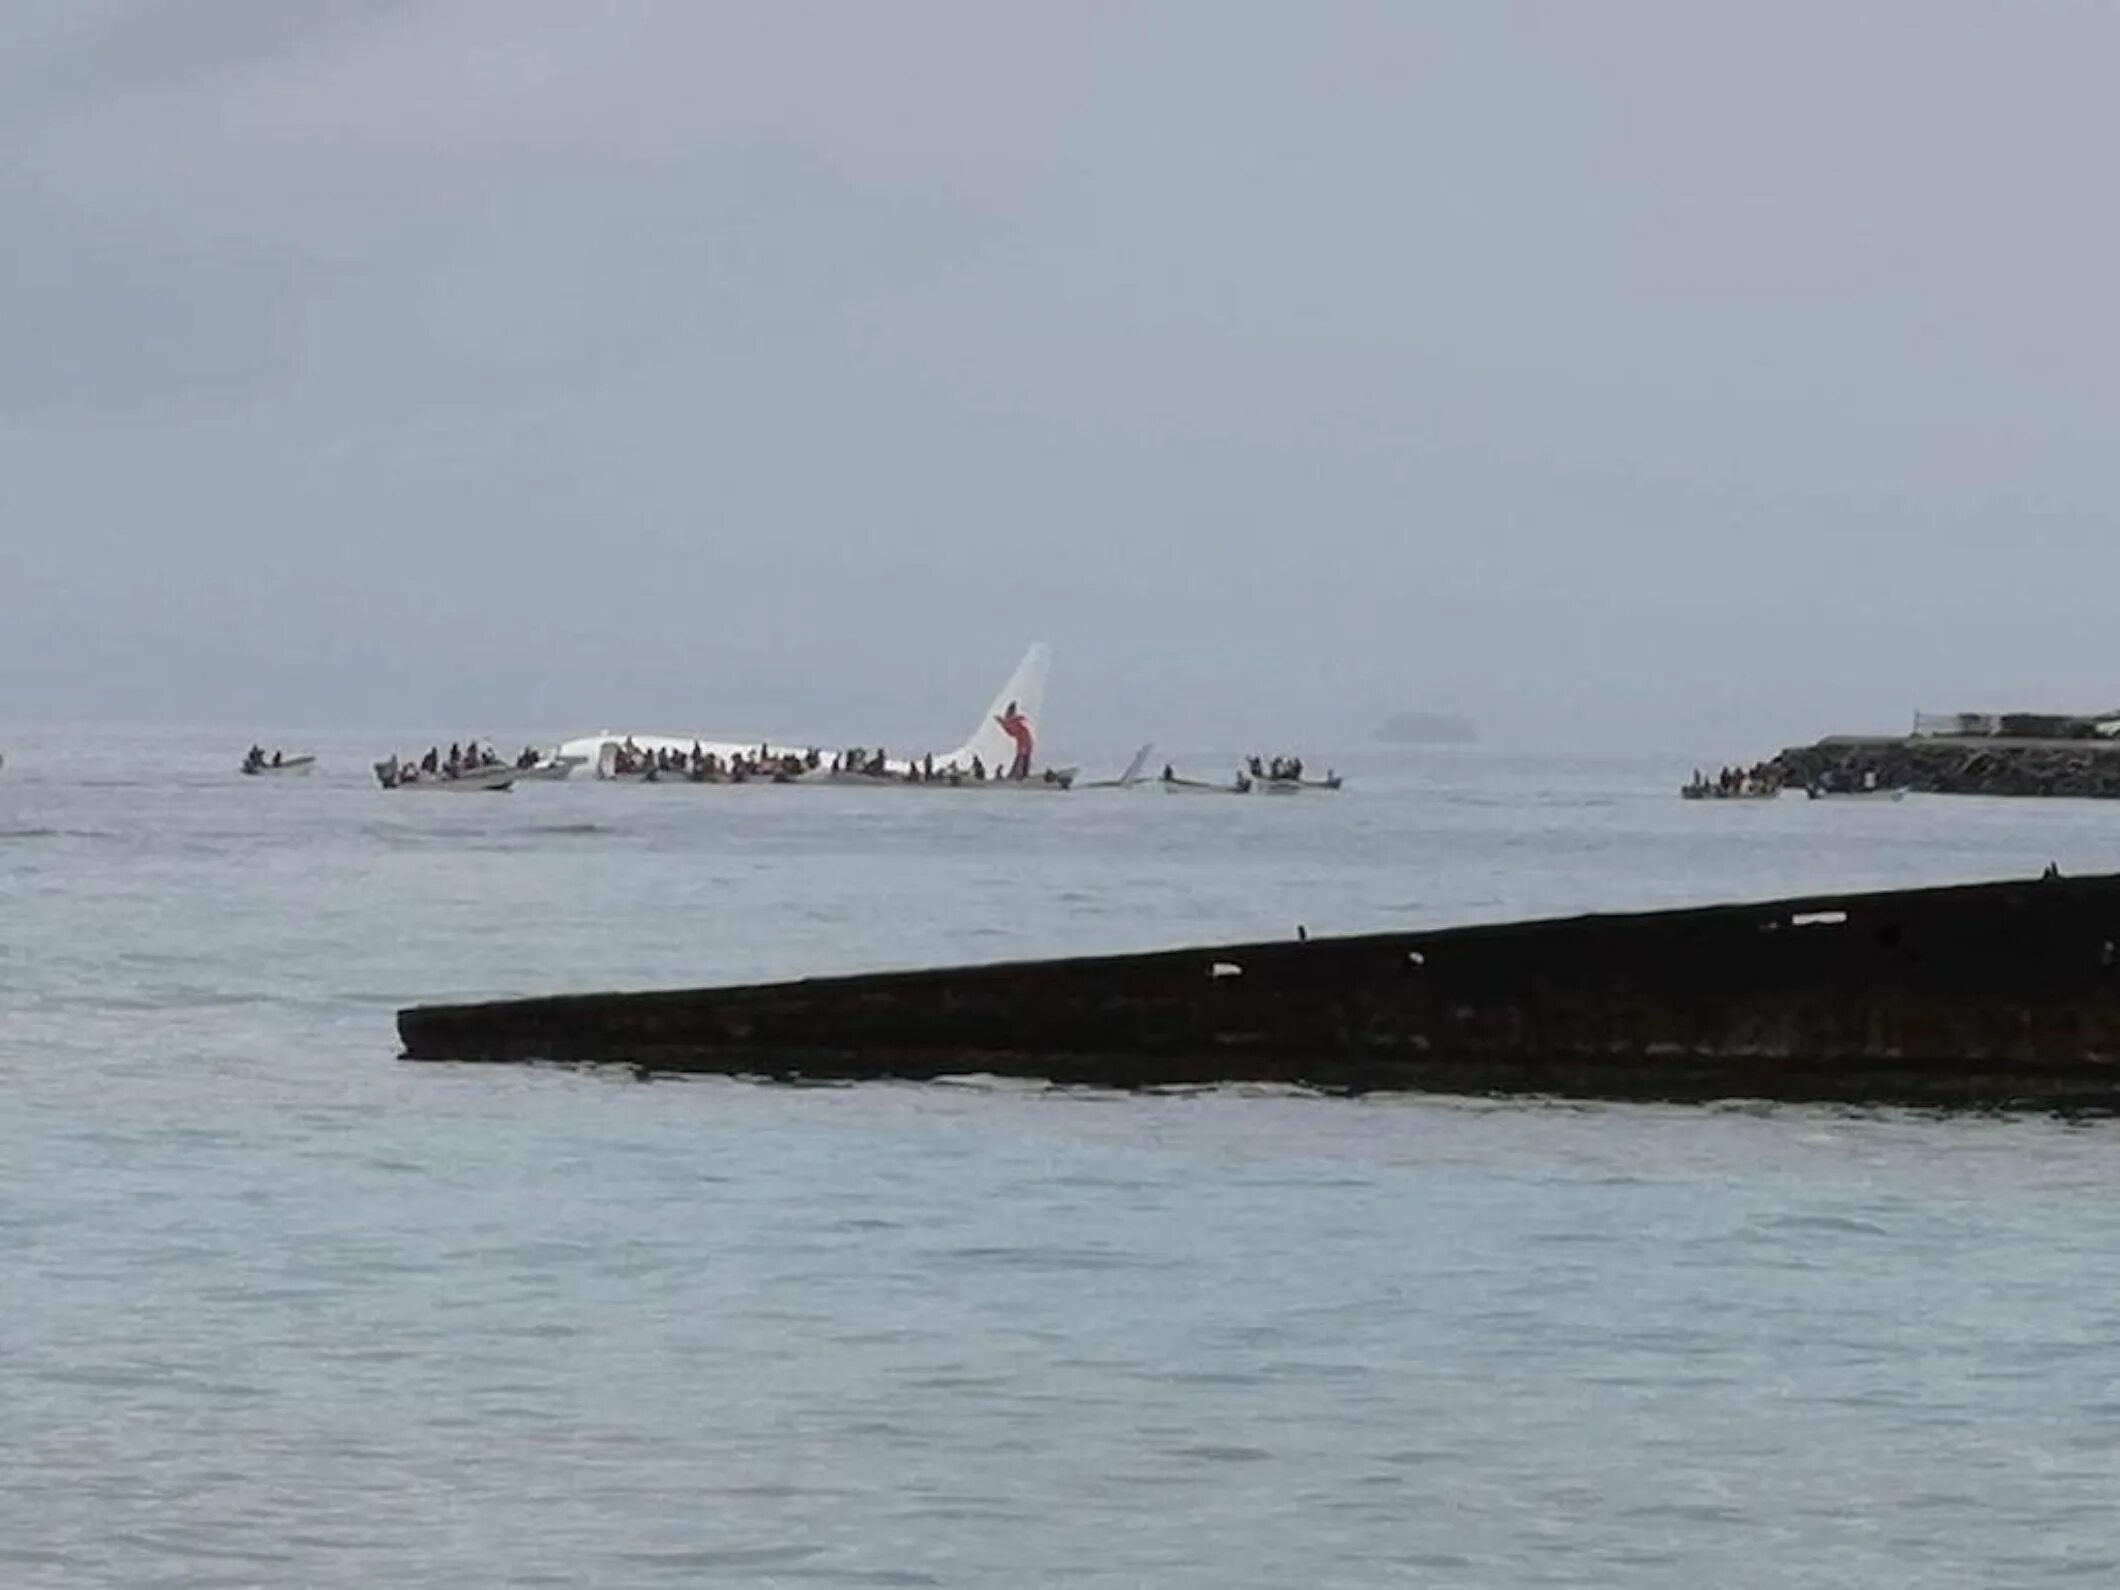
(996, 701), (1034, 779)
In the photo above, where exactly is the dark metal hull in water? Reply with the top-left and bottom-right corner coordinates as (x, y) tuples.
(399, 873), (2120, 1109)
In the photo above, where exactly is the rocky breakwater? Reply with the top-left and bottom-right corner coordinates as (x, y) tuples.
(1773, 735), (2120, 798)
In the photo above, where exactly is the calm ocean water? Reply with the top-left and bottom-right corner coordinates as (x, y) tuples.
(6, 727), (2120, 1587)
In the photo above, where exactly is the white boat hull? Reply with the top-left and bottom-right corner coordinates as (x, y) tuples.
(1162, 769), (1337, 794)
(508, 759), (579, 782)
(374, 762), (516, 792)
(242, 756), (315, 777)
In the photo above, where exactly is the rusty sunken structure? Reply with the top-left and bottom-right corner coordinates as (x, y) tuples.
(397, 873), (2120, 1109)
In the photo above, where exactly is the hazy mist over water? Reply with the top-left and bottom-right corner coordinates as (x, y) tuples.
(7, 3), (2120, 750)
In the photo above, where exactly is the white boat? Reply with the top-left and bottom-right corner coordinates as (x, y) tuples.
(594, 748), (790, 784)
(1162, 764), (1338, 795)
(241, 753), (315, 777)
(559, 644), (1074, 790)
(508, 756), (581, 782)
(1805, 785), (1908, 802)
(1240, 761), (1337, 793)
(373, 758), (516, 792)
(1160, 772), (1252, 795)
(592, 754), (809, 785)
(1680, 784), (1781, 801)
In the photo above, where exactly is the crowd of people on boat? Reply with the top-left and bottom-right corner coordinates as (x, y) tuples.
(610, 740), (823, 782)
(1683, 763), (1784, 799)
(1247, 754), (1340, 788)
(1151, 753), (1339, 792)
(1248, 754), (1307, 782)
(607, 739), (1062, 786)
(377, 741), (531, 784)
(828, 746), (1062, 784)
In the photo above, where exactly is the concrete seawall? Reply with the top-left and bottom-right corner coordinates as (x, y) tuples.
(399, 874), (2120, 1108)
(1773, 736), (2120, 798)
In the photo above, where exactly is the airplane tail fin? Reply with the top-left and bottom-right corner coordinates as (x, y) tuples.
(1116, 742), (1154, 786)
(943, 643), (1051, 773)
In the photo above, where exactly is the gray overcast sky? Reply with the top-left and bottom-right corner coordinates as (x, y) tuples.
(5, 1), (2118, 754)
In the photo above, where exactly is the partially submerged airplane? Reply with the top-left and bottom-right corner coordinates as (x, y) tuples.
(557, 643), (1074, 788)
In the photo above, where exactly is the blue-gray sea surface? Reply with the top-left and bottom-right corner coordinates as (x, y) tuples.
(6, 729), (2120, 1587)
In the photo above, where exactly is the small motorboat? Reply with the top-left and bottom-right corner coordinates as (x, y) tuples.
(1160, 770), (1253, 795)
(509, 755), (582, 782)
(1238, 757), (1332, 792)
(595, 743), (734, 783)
(603, 763), (751, 785)
(1680, 783), (1781, 801)
(241, 751), (315, 777)
(373, 758), (515, 792)
(1805, 785), (1908, 802)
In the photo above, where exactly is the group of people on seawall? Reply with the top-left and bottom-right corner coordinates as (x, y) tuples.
(1681, 757), (1912, 802)
(1769, 736), (2120, 800)
(1681, 763), (1784, 800)
(1701, 707), (2120, 801)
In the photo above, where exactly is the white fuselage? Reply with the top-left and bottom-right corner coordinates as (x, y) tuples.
(558, 644), (1057, 786)
(561, 734), (857, 776)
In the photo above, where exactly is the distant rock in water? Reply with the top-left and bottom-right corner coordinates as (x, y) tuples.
(1376, 710), (1476, 745)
